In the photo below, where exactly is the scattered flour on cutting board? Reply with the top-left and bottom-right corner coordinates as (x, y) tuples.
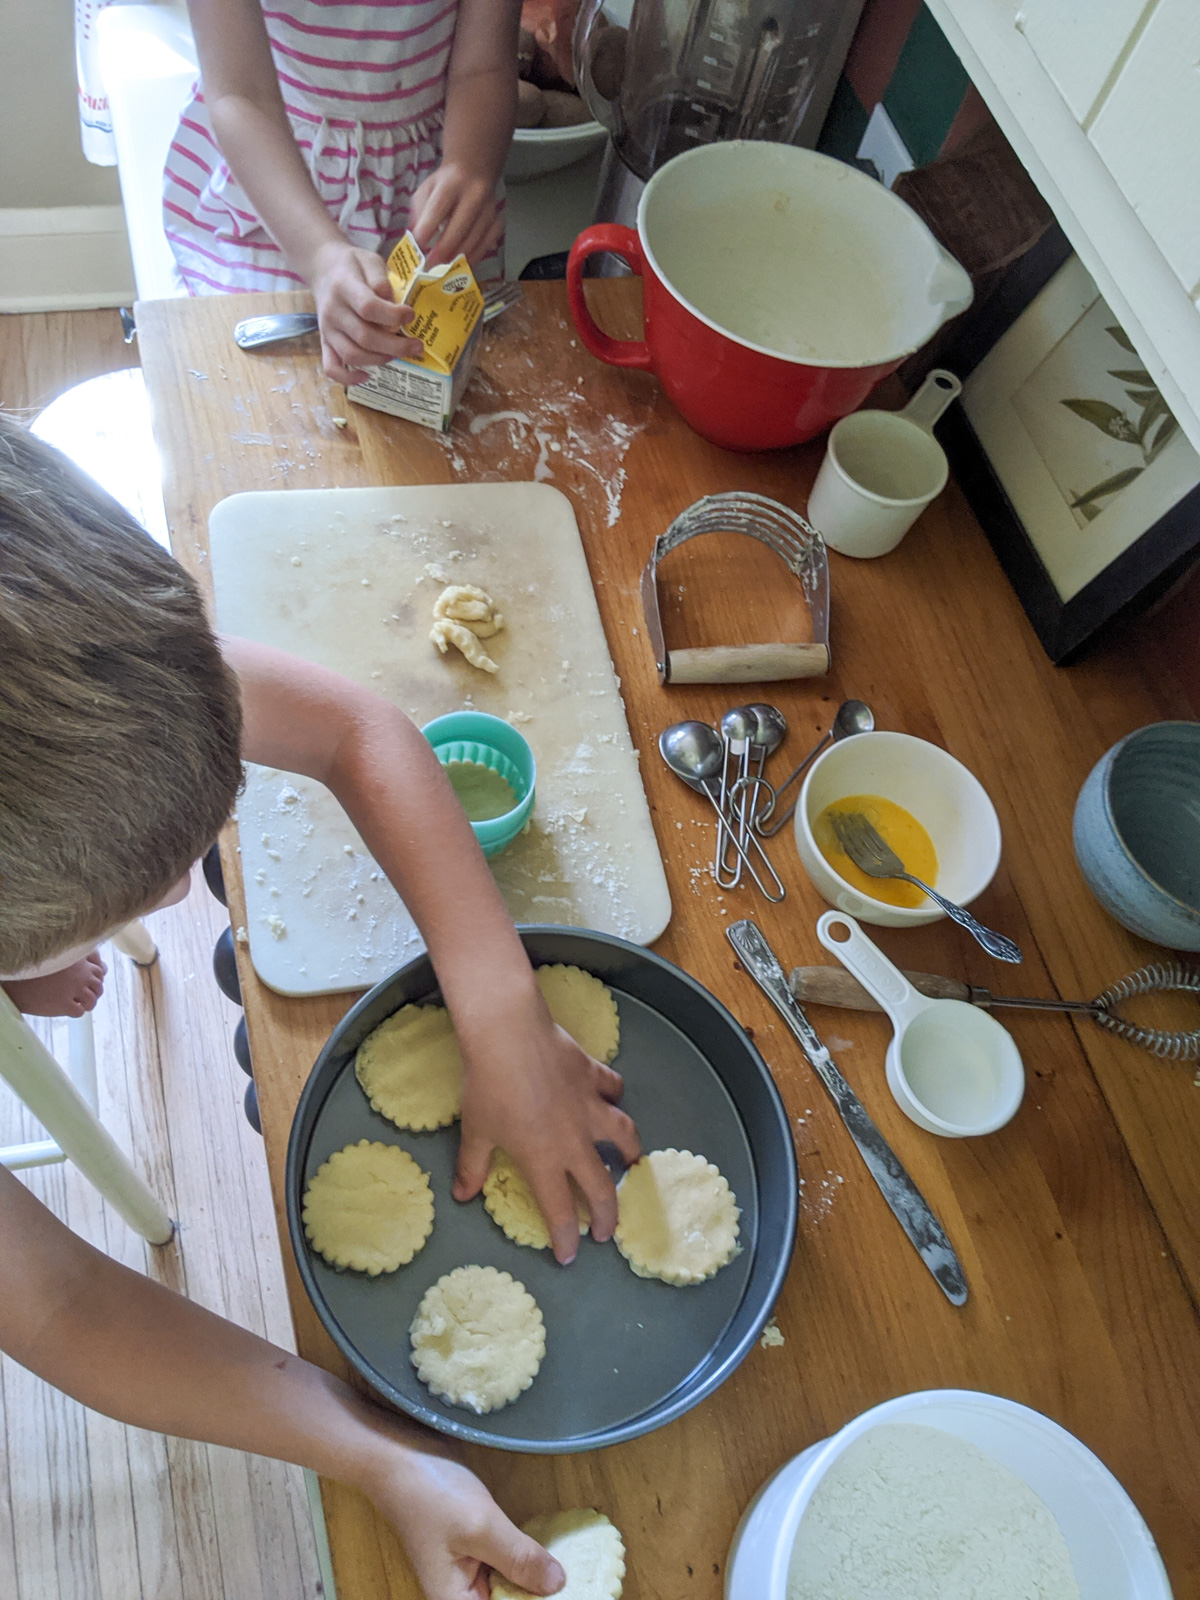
(210, 483), (670, 995)
(787, 1424), (1079, 1600)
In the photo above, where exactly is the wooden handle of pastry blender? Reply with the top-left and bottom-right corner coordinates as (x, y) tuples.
(566, 224), (653, 370)
(665, 642), (830, 683)
(790, 967), (972, 1009)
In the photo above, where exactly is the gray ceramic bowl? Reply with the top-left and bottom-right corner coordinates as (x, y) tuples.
(1073, 721), (1200, 949)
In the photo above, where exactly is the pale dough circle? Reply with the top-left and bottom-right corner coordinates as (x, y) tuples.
(491, 1509), (625, 1600)
(536, 965), (620, 1064)
(302, 1140), (434, 1275)
(355, 1004), (462, 1130)
(483, 1148), (590, 1251)
(615, 1148), (740, 1286)
(410, 1265), (545, 1414)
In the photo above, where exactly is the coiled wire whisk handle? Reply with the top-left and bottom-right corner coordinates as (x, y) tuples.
(1091, 961), (1200, 1061)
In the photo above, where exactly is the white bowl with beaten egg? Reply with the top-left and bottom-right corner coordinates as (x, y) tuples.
(724, 1388), (1170, 1600)
(793, 730), (1001, 928)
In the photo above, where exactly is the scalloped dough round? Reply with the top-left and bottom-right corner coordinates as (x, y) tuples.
(615, 1149), (740, 1286)
(491, 1509), (625, 1600)
(302, 1140), (434, 1274)
(483, 1149), (590, 1250)
(355, 1004), (462, 1130)
(535, 965), (620, 1064)
(410, 1266), (545, 1414)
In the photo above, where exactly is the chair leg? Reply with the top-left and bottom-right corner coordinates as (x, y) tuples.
(112, 920), (158, 966)
(0, 990), (174, 1244)
(67, 1013), (99, 1113)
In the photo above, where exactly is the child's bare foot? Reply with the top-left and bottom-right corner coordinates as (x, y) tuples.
(3, 953), (107, 1018)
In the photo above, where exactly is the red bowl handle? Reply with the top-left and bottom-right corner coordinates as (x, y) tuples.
(566, 225), (653, 371)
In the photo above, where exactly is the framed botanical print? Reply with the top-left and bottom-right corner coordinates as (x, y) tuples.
(938, 251), (1200, 662)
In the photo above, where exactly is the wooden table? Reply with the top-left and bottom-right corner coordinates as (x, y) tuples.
(139, 283), (1200, 1600)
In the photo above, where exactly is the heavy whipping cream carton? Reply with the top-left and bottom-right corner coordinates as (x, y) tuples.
(346, 232), (484, 431)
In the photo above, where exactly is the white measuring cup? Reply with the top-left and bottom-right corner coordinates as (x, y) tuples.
(807, 368), (962, 559)
(816, 911), (1024, 1137)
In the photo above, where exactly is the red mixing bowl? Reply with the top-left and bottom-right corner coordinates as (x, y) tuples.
(567, 142), (973, 453)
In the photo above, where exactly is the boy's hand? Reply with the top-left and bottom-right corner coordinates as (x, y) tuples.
(452, 991), (641, 1264)
(411, 161), (503, 270)
(309, 239), (424, 385)
(368, 1445), (564, 1599)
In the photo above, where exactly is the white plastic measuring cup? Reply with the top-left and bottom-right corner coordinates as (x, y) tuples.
(807, 368), (962, 559)
(816, 911), (1024, 1137)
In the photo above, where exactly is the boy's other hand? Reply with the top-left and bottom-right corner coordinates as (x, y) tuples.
(370, 1446), (564, 1599)
(3, 952), (107, 1019)
(310, 240), (424, 385)
(452, 994), (641, 1265)
(411, 161), (503, 270)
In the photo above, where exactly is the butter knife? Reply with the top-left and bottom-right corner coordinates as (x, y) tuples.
(727, 919), (968, 1307)
(233, 283), (522, 350)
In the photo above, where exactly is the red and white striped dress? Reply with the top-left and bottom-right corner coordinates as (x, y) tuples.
(163, 0), (502, 294)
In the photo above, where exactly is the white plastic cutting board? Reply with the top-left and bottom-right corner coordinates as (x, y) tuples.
(208, 483), (671, 995)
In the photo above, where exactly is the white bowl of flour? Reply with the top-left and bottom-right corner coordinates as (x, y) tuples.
(725, 1389), (1171, 1600)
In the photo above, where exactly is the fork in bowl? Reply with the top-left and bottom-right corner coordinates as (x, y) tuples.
(830, 810), (1023, 963)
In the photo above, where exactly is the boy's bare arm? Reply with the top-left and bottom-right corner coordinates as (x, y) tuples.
(223, 636), (639, 1262)
(0, 1166), (561, 1600)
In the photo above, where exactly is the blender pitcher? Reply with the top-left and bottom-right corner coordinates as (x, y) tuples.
(574, 0), (853, 182)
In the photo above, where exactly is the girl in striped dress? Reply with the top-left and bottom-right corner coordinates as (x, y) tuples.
(164, 0), (517, 384)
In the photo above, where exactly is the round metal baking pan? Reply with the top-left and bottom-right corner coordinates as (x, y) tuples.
(286, 926), (797, 1452)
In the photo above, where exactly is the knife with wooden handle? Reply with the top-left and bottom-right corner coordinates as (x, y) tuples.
(790, 966), (973, 1010)
(728, 921), (968, 1307)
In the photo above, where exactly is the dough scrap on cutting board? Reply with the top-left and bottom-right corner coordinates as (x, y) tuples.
(410, 1265), (545, 1414)
(535, 965), (620, 1064)
(615, 1149), (740, 1286)
(431, 583), (504, 672)
(491, 1509), (625, 1600)
(355, 1004), (463, 1130)
(302, 1140), (434, 1274)
(483, 1148), (590, 1250)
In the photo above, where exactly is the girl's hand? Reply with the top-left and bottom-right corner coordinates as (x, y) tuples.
(411, 161), (504, 270)
(368, 1446), (564, 1599)
(452, 992), (642, 1265)
(310, 239), (424, 385)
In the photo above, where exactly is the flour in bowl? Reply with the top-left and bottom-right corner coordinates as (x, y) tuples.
(787, 1423), (1079, 1600)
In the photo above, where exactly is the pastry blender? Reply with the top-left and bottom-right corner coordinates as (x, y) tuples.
(641, 492), (830, 685)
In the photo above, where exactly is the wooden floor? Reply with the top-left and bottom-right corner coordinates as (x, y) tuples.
(0, 311), (323, 1600)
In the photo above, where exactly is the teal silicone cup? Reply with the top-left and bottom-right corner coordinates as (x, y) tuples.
(421, 711), (536, 860)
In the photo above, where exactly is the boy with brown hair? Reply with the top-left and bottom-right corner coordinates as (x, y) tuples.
(0, 414), (640, 1597)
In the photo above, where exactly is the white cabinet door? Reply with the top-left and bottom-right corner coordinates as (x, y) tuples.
(1016, 0), (1151, 124)
(1088, 0), (1200, 298)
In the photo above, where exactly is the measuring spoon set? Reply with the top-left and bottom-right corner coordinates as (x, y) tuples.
(658, 699), (878, 903)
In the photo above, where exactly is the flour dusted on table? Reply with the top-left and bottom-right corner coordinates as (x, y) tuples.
(787, 1423), (1079, 1600)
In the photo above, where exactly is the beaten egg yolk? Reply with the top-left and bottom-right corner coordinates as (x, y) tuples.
(813, 794), (938, 909)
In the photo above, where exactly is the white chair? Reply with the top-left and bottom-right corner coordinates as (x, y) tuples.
(0, 922), (174, 1245)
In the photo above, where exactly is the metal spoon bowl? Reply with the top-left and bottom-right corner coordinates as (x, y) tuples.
(747, 704), (787, 759)
(659, 720), (724, 786)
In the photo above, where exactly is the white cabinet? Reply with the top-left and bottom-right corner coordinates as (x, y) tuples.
(926, 0), (1200, 455)
(1088, 0), (1200, 297)
(1016, 0), (1149, 123)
